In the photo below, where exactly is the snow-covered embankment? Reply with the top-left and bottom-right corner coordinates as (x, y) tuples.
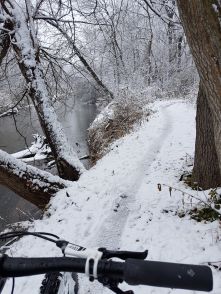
(3, 100), (221, 294)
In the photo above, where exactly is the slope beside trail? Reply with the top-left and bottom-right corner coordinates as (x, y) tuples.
(3, 100), (221, 294)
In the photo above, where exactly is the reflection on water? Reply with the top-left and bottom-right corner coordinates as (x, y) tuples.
(0, 100), (97, 232)
(0, 107), (42, 153)
(0, 186), (40, 230)
(58, 101), (97, 159)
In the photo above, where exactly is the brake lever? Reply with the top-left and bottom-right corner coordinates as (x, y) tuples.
(98, 248), (148, 260)
(98, 276), (134, 294)
(109, 285), (134, 294)
(98, 248), (147, 293)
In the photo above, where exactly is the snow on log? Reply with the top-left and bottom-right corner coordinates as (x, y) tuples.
(0, 149), (68, 209)
(12, 134), (51, 162)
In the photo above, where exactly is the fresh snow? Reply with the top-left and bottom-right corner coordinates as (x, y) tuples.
(0, 149), (68, 189)
(11, 134), (50, 163)
(2, 100), (221, 293)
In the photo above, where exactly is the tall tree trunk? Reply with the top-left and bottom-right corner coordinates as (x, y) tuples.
(177, 35), (183, 71)
(0, 149), (67, 209)
(166, 0), (176, 76)
(177, 0), (221, 188)
(15, 58), (85, 181)
(0, 20), (12, 65)
(192, 82), (221, 188)
(143, 4), (153, 85)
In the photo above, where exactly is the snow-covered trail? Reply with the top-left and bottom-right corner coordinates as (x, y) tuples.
(3, 100), (221, 294)
(77, 102), (175, 293)
(90, 103), (173, 249)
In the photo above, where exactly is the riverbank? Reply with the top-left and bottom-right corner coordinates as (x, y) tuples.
(0, 101), (97, 232)
(2, 99), (221, 293)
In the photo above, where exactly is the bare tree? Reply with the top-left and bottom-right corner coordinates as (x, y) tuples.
(0, 0), (199, 207)
(0, 0), (85, 207)
(34, 0), (114, 100)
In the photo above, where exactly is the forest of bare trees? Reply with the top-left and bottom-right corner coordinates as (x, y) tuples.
(1, 2), (221, 293)
(1, 0), (220, 208)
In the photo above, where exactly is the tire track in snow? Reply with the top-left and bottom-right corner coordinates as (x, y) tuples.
(78, 102), (179, 294)
(91, 103), (173, 250)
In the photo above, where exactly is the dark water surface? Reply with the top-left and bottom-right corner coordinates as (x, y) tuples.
(0, 100), (96, 232)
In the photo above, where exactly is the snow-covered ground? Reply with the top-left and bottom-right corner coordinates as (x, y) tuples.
(2, 99), (221, 293)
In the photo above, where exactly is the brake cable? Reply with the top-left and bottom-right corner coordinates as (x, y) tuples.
(0, 231), (60, 294)
(0, 231), (59, 243)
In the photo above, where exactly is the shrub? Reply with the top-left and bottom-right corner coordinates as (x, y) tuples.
(88, 90), (151, 164)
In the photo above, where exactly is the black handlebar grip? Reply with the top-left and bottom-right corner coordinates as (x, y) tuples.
(124, 259), (213, 292)
(0, 256), (86, 277)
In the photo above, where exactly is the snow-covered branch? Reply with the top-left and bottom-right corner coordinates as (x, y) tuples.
(45, 18), (114, 100)
(0, 149), (68, 208)
(2, 0), (85, 180)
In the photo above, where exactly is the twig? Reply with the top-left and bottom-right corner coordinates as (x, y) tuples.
(161, 184), (221, 216)
(16, 208), (34, 222)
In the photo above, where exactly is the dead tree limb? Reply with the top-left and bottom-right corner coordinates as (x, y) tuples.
(0, 149), (67, 209)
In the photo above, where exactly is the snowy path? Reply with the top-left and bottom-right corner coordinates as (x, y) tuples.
(77, 102), (175, 293)
(90, 103), (173, 250)
(3, 100), (221, 294)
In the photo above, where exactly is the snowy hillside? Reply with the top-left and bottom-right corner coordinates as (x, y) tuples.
(3, 100), (221, 294)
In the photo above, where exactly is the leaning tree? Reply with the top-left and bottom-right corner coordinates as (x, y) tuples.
(0, 0), (113, 207)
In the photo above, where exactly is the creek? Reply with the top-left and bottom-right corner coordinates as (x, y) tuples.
(0, 99), (97, 232)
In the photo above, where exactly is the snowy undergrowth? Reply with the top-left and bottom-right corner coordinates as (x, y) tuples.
(3, 100), (221, 294)
(88, 93), (151, 164)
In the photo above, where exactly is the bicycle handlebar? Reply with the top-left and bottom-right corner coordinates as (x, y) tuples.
(124, 259), (213, 291)
(0, 255), (213, 292)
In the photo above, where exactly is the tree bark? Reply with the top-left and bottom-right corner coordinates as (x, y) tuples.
(177, 0), (221, 188)
(0, 149), (67, 209)
(0, 20), (11, 65)
(15, 59), (85, 181)
(177, 35), (183, 71)
(192, 82), (221, 188)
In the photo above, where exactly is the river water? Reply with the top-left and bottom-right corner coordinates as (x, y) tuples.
(0, 99), (97, 232)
